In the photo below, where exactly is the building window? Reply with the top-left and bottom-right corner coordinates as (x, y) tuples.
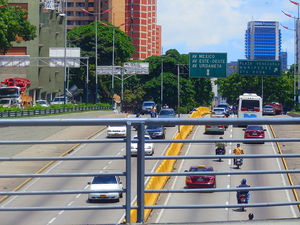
(67, 21), (74, 25)
(76, 2), (85, 7)
(76, 11), (84, 16)
(88, 3), (94, 7)
(67, 2), (74, 7)
(67, 11), (74, 16)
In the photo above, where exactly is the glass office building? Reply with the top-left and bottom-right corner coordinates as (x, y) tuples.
(245, 21), (281, 60)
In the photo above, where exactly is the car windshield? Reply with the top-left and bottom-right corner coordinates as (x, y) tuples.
(146, 125), (162, 129)
(218, 104), (228, 108)
(247, 125), (263, 131)
(53, 97), (65, 102)
(37, 101), (46, 104)
(264, 105), (273, 109)
(189, 167), (212, 172)
(159, 110), (174, 115)
(143, 102), (155, 107)
(0, 99), (10, 104)
(92, 176), (117, 184)
(213, 108), (225, 112)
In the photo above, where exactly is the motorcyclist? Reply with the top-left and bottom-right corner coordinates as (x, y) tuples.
(233, 143), (244, 164)
(150, 106), (157, 118)
(236, 178), (250, 203)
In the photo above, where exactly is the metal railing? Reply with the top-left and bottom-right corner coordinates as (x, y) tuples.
(0, 117), (299, 224)
(0, 106), (111, 118)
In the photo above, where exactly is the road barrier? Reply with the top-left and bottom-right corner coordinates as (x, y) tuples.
(128, 107), (211, 222)
(0, 115), (299, 224)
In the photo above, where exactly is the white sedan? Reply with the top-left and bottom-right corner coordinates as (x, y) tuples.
(131, 135), (154, 156)
(106, 125), (127, 138)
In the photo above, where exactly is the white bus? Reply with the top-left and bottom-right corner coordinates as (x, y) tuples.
(237, 93), (262, 119)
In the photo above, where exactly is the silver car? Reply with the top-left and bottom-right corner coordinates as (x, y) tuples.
(263, 105), (275, 115)
(87, 176), (123, 202)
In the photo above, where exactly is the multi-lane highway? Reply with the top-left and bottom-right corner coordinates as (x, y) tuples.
(0, 117), (180, 225)
(0, 113), (299, 224)
(147, 120), (299, 223)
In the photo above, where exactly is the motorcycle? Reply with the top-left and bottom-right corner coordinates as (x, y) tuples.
(237, 193), (248, 211)
(215, 147), (225, 162)
(234, 158), (243, 169)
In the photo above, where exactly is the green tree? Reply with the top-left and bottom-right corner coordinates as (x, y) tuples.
(0, 0), (36, 53)
(67, 21), (134, 103)
(215, 71), (294, 109)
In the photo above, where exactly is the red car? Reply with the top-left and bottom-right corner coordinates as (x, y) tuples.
(185, 165), (216, 189)
(243, 125), (266, 144)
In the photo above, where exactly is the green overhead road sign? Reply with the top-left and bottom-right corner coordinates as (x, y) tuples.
(189, 52), (227, 78)
(238, 60), (281, 76)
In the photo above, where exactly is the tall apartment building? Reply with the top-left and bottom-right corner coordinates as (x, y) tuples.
(66, 0), (162, 59)
(1, 0), (65, 101)
(66, 0), (125, 31)
(125, 0), (161, 59)
(245, 21), (281, 61)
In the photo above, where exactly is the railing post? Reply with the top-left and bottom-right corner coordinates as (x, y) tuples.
(125, 122), (132, 223)
(137, 122), (145, 223)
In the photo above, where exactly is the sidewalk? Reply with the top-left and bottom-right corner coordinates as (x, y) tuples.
(0, 111), (127, 192)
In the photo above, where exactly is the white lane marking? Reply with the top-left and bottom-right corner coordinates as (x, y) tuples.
(154, 126), (201, 223)
(266, 126), (297, 217)
(103, 166), (108, 170)
(76, 194), (81, 199)
(68, 201), (74, 206)
(58, 211), (64, 215)
(118, 126), (179, 224)
(225, 201), (229, 211)
(47, 217), (56, 224)
(2, 128), (109, 208)
(108, 161), (112, 164)
(227, 184), (230, 188)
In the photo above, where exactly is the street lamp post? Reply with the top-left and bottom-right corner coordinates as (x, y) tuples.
(282, 2), (300, 107)
(101, 22), (125, 98)
(160, 53), (171, 107)
(81, 8), (111, 103)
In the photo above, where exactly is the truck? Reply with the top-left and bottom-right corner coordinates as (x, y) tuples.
(269, 102), (282, 115)
(0, 78), (32, 109)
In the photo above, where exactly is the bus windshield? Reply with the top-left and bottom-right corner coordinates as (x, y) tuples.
(0, 88), (20, 98)
(241, 100), (260, 111)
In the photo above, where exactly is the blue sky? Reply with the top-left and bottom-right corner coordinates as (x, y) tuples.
(157, 0), (297, 66)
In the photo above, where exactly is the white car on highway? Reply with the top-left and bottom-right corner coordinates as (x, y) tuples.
(106, 125), (126, 138)
(87, 176), (123, 202)
(131, 135), (154, 156)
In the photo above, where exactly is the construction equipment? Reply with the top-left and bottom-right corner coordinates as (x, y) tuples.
(0, 78), (32, 108)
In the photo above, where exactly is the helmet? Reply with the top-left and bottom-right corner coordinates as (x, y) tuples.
(241, 178), (247, 184)
(237, 144), (240, 147)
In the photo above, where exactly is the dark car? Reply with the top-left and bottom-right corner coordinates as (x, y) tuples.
(145, 125), (165, 139)
(158, 108), (176, 126)
(185, 165), (216, 189)
(158, 108), (176, 118)
(243, 125), (266, 144)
